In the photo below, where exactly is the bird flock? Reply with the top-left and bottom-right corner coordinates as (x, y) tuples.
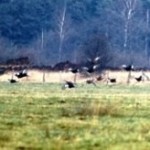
(1, 57), (149, 89)
(62, 56), (101, 89)
(62, 62), (150, 89)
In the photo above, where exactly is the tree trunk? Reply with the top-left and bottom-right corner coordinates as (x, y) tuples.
(123, 0), (137, 53)
(42, 70), (45, 83)
(41, 28), (46, 83)
(58, 1), (66, 63)
(145, 9), (149, 65)
(123, 21), (129, 52)
(127, 71), (131, 84)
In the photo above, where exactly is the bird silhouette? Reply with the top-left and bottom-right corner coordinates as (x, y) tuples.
(8, 79), (17, 83)
(135, 76), (142, 82)
(68, 68), (79, 74)
(62, 81), (75, 89)
(107, 78), (116, 84)
(15, 69), (28, 78)
(122, 64), (134, 71)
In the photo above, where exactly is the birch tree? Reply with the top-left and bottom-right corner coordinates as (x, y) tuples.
(142, 0), (150, 64)
(145, 9), (149, 57)
(57, 0), (67, 63)
(122, 0), (137, 52)
(54, 0), (78, 63)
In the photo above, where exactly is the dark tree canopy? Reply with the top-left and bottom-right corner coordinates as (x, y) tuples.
(0, 0), (53, 45)
(81, 34), (112, 69)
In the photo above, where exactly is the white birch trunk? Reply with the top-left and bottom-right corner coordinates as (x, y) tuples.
(58, 1), (67, 63)
(41, 28), (46, 83)
(123, 0), (137, 52)
(145, 9), (149, 65)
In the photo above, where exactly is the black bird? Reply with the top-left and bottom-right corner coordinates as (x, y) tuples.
(107, 78), (116, 84)
(135, 76), (143, 82)
(8, 79), (17, 83)
(122, 64), (134, 71)
(15, 69), (28, 78)
(62, 81), (75, 89)
(68, 68), (79, 74)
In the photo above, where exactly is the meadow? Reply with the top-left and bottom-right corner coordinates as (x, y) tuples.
(0, 81), (150, 150)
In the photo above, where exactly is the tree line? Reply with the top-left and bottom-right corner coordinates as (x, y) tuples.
(0, 0), (150, 68)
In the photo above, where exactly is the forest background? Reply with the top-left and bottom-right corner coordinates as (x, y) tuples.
(0, 0), (150, 68)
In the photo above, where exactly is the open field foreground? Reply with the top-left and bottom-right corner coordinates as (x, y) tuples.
(0, 82), (150, 150)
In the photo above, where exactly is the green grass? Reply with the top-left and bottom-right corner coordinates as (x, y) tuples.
(0, 82), (150, 150)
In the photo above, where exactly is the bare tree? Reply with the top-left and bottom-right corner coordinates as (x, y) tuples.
(121, 0), (138, 52)
(145, 8), (150, 65)
(41, 28), (46, 83)
(57, 0), (67, 63)
(53, 0), (77, 64)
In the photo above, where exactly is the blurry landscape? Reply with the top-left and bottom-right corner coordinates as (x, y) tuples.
(0, 1), (150, 150)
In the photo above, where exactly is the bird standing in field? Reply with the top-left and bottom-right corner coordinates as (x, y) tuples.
(134, 75), (143, 82)
(8, 66), (17, 83)
(62, 81), (75, 89)
(8, 79), (17, 83)
(107, 78), (116, 83)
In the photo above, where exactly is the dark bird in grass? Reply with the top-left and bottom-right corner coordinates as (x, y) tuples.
(15, 69), (28, 78)
(107, 78), (116, 84)
(86, 79), (96, 86)
(8, 79), (17, 83)
(96, 75), (103, 81)
(122, 64), (134, 71)
(62, 81), (75, 89)
(135, 75), (143, 82)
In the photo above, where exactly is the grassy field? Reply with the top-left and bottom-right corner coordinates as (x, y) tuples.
(0, 82), (150, 150)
